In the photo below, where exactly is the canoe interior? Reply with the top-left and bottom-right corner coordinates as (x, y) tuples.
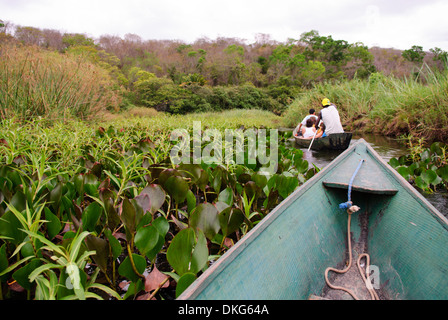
(179, 139), (448, 300)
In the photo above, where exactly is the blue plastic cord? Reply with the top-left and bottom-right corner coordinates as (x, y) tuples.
(339, 159), (364, 210)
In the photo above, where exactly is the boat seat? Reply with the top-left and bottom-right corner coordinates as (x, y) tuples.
(322, 149), (398, 195)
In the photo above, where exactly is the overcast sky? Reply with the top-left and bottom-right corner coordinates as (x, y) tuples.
(2, 0), (447, 50)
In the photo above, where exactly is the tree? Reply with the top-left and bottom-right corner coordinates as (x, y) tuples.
(430, 47), (448, 69)
(62, 33), (95, 50)
(402, 45), (426, 64)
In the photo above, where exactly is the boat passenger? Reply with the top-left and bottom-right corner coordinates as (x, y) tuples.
(314, 98), (344, 137)
(293, 109), (318, 137)
(301, 117), (317, 139)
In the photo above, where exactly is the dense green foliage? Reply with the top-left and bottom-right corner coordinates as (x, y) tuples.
(0, 115), (317, 300)
(283, 66), (448, 143)
(389, 138), (448, 193)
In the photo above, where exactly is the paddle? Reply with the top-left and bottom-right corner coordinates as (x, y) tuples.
(307, 120), (322, 151)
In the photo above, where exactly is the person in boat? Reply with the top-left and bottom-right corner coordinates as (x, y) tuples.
(314, 98), (344, 138)
(293, 108), (318, 137)
(301, 117), (317, 139)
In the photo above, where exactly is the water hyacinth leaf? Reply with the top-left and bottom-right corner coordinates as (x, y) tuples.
(118, 254), (146, 282)
(81, 202), (102, 232)
(140, 184), (166, 214)
(219, 207), (244, 237)
(396, 166), (411, 181)
(218, 187), (233, 206)
(12, 258), (42, 290)
(176, 273), (197, 298)
(73, 174), (84, 195)
(294, 157), (309, 174)
(166, 228), (208, 276)
(119, 197), (137, 236)
(196, 169), (209, 192)
(44, 207), (62, 239)
(164, 176), (189, 204)
(276, 174), (299, 199)
(0, 210), (25, 245)
(189, 203), (220, 240)
(104, 228), (122, 260)
(430, 142), (444, 156)
(244, 181), (259, 202)
(142, 217), (170, 261)
(178, 164), (202, 183)
(159, 169), (181, 187)
(85, 235), (109, 274)
(437, 165), (448, 181)
(388, 157), (400, 168)
(49, 182), (63, 212)
(186, 190), (196, 214)
(421, 169), (440, 186)
(251, 173), (267, 189)
(415, 176), (429, 191)
(153, 216), (170, 237)
(135, 225), (160, 258)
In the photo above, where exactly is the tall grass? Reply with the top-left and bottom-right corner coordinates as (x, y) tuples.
(0, 43), (122, 121)
(282, 67), (448, 142)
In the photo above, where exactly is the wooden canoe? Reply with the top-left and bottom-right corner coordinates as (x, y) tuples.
(295, 132), (352, 151)
(178, 139), (448, 300)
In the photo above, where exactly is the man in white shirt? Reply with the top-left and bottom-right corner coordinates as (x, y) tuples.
(314, 98), (344, 137)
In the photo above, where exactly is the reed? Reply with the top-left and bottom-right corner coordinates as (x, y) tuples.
(0, 43), (121, 121)
(282, 67), (448, 142)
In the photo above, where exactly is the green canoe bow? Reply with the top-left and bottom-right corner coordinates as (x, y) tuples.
(178, 139), (448, 300)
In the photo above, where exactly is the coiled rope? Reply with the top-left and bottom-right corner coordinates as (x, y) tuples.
(324, 159), (379, 300)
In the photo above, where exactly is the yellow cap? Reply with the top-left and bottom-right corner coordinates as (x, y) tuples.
(322, 98), (330, 106)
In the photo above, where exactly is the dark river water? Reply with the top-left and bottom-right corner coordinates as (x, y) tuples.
(288, 133), (448, 218)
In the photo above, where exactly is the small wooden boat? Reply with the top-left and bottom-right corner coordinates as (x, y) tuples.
(178, 139), (448, 300)
(295, 132), (352, 151)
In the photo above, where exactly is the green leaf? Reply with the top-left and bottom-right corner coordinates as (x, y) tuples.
(219, 207), (244, 237)
(0, 244), (9, 282)
(0, 210), (26, 245)
(140, 184), (166, 214)
(189, 203), (220, 240)
(388, 157), (400, 168)
(415, 176), (429, 191)
(12, 258), (42, 290)
(294, 157), (309, 174)
(135, 225), (160, 258)
(251, 173), (268, 189)
(166, 228), (208, 276)
(437, 165), (448, 181)
(104, 228), (122, 260)
(152, 216), (170, 237)
(69, 231), (91, 263)
(81, 202), (102, 232)
(85, 235), (109, 274)
(421, 169), (439, 185)
(218, 187), (233, 206)
(164, 176), (189, 204)
(176, 273), (197, 298)
(44, 208), (62, 240)
(396, 166), (411, 180)
(120, 197), (137, 236)
(186, 190), (196, 214)
(118, 254), (146, 282)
